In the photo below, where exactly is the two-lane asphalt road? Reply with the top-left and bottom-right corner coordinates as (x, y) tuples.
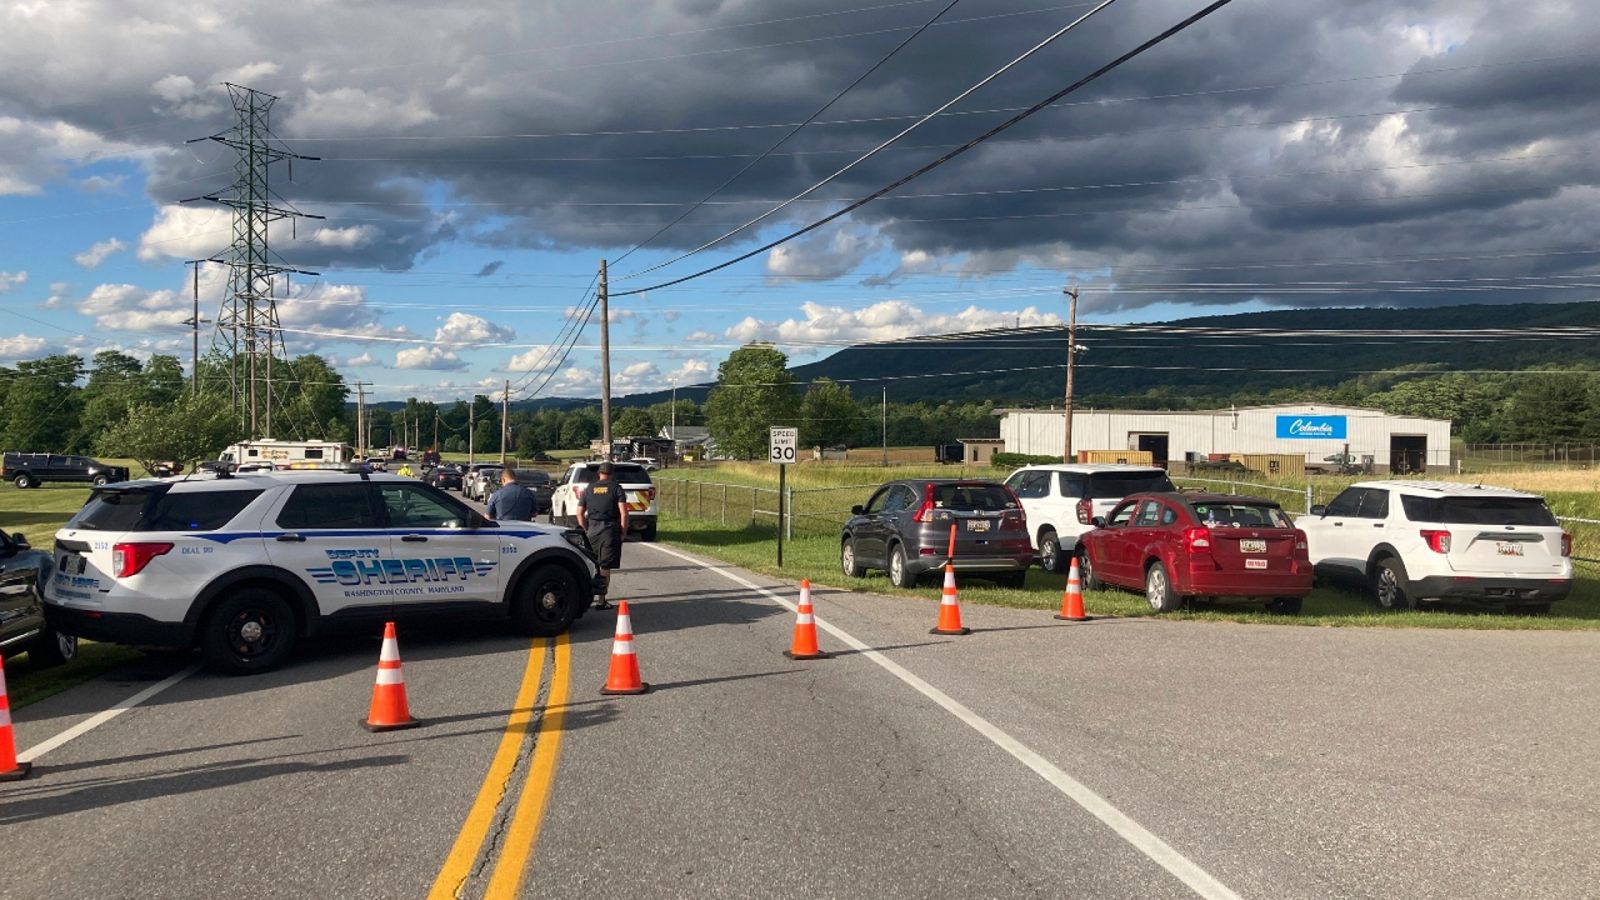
(7, 538), (1599, 898)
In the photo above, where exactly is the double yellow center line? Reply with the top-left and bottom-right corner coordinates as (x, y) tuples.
(428, 633), (572, 899)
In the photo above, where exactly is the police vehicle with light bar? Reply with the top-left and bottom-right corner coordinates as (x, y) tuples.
(42, 467), (597, 674)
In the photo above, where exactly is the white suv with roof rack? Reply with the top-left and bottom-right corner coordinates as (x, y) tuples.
(1002, 464), (1177, 572)
(1298, 480), (1573, 613)
(42, 469), (597, 674)
(550, 462), (659, 541)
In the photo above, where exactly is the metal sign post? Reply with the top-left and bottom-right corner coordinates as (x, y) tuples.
(769, 426), (798, 567)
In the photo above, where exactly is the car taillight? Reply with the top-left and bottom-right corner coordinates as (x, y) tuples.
(1293, 529), (1309, 555)
(112, 542), (173, 577)
(1184, 527), (1211, 551)
(1420, 530), (1452, 554)
(644, 488), (656, 501)
(911, 483), (936, 523)
(1561, 532), (1572, 557)
(1076, 499), (1092, 525)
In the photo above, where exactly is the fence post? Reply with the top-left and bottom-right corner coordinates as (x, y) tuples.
(697, 481), (703, 518)
(1304, 484), (1313, 514)
(721, 483), (727, 526)
(785, 483), (793, 540)
(750, 487), (756, 525)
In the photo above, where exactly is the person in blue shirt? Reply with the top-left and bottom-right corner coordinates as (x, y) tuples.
(486, 468), (535, 521)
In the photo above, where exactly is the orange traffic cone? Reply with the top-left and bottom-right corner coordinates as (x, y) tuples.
(360, 622), (420, 731)
(601, 600), (650, 695)
(783, 580), (831, 660)
(1055, 556), (1090, 621)
(930, 564), (971, 635)
(0, 653), (31, 781)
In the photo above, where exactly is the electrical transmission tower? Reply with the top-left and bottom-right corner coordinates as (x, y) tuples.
(185, 83), (322, 438)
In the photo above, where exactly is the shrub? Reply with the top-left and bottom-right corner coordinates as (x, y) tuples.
(991, 452), (1061, 468)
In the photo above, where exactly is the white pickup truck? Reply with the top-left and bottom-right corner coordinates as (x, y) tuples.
(1002, 464), (1176, 572)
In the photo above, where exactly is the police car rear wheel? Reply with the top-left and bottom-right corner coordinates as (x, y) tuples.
(513, 564), (580, 637)
(201, 588), (296, 675)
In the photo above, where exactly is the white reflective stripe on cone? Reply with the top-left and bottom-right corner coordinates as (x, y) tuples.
(375, 666), (405, 686)
(0, 708), (10, 728)
(379, 638), (401, 662)
(615, 614), (633, 633)
(612, 640), (635, 655)
(797, 612), (814, 625)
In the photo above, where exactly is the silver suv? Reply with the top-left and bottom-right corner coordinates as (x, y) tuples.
(43, 469), (597, 673)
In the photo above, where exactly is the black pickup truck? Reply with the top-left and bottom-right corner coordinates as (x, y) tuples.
(2, 452), (130, 489)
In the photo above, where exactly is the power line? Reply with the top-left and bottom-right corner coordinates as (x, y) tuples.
(619, 0), (1127, 282)
(610, 0), (968, 268)
(611, 0), (1241, 298)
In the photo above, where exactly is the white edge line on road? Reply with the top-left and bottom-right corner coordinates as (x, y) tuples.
(19, 664), (202, 763)
(644, 543), (1243, 900)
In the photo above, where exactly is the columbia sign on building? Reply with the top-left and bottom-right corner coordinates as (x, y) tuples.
(1274, 415), (1348, 440)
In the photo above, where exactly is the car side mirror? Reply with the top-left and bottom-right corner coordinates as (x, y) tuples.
(1309, 505), (1327, 516)
(9, 532), (25, 549)
(851, 505), (864, 516)
(1090, 516), (1105, 528)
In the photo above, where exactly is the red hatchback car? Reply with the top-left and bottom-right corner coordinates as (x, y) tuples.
(1079, 492), (1313, 614)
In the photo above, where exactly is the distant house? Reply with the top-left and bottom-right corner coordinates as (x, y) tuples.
(660, 425), (715, 461)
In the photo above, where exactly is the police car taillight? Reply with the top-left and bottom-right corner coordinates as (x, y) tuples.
(112, 542), (173, 577)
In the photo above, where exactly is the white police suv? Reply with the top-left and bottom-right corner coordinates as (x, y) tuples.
(43, 468), (597, 674)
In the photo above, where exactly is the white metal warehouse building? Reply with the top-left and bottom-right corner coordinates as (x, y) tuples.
(998, 404), (1452, 473)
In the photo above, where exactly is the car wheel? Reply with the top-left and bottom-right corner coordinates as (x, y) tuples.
(887, 543), (916, 589)
(641, 522), (658, 542)
(1266, 597), (1303, 615)
(200, 587), (297, 675)
(29, 626), (78, 668)
(1079, 549), (1104, 591)
(13, 474), (33, 489)
(840, 538), (866, 577)
(92, 474), (109, 486)
(1372, 558), (1414, 610)
(512, 564), (581, 637)
(1144, 560), (1181, 613)
(1038, 530), (1066, 574)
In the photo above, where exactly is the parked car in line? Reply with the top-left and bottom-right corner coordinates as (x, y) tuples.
(0, 529), (77, 667)
(1002, 464), (1177, 573)
(1298, 481), (1572, 613)
(425, 464), (464, 491)
(3, 452), (130, 489)
(1079, 492), (1312, 614)
(840, 479), (1032, 588)
(463, 465), (503, 501)
(510, 469), (556, 517)
(627, 457), (661, 472)
(550, 462), (658, 541)
(364, 457), (388, 472)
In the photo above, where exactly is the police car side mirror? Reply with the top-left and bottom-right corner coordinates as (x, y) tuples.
(11, 532), (28, 548)
(851, 505), (864, 516)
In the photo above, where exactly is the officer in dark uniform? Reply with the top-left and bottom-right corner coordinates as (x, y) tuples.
(576, 461), (629, 609)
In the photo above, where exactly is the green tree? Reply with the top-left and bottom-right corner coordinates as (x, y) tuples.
(143, 354), (185, 405)
(798, 378), (859, 448)
(96, 391), (238, 474)
(558, 409), (600, 449)
(76, 351), (145, 448)
(704, 344), (799, 459)
(473, 418), (502, 456)
(1502, 372), (1596, 442)
(0, 355), (85, 452)
(612, 407), (656, 437)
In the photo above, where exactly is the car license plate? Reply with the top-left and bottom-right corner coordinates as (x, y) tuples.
(1496, 542), (1524, 556)
(1240, 539), (1266, 553)
(1245, 558), (1268, 569)
(966, 519), (990, 532)
(60, 553), (86, 575)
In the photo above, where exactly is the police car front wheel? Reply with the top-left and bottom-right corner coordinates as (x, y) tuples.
(201, 588), (297, 675)
(512, 564), (581, 637)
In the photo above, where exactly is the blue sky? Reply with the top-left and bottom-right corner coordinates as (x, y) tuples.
(2, 0), (1594, 403)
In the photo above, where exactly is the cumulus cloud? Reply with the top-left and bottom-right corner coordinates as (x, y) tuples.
(395, 345), (466, 371)
(0, 334), (51, 361)
(0, 270), (25, 293)
(434, 311), (514, 346)
(77, 283), (190, 331)
(344, 352), (377, 367)
(726, 300), (1062, 346)
(685, 329), (718, 343)
(74, 238), (126, 269)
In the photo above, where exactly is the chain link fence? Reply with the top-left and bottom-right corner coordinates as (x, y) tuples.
(1560, 517), (1600, 574)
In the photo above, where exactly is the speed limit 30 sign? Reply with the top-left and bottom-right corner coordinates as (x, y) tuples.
(769, 426), (798, 464)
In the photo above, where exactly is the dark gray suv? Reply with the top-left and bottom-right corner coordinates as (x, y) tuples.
(840, 479), (1033, 588)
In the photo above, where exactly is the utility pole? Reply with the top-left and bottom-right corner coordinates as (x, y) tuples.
(1063, 283), (1079, 464)
(881, 387), (888, 467)
(598, 258), (612, 458)
(185, 262), (208, 395)
(468, 404), (475, 466)
(183, 83), (322, 437)
(670, 381), (677, 467)
(433, 408), (439, 454)
(501, 380), (510, 466)
(355, 381), (366, 457)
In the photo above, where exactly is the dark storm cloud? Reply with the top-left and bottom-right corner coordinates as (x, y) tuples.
(474, 260), (504, 277)
(4, 0), (1598, 308)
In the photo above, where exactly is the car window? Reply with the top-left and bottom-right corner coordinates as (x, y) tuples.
(1085, 471), (1176, 499)
(885, 485), (917, 513)
(277, 484), (380, 530)
(1356, 489), (1389, 519)
(1402, 495), (1558, 526)
(380, 484), (470, 529)
(1133, 500), (1163, 526)
(67, 489), (156, 531)
(1323, 488), (1362, 517)
(1192, 502), (1290, 528)
(1161, 504), (1179, 526)
(864, 487), (891, 514)
(1107, 502), (1136, 526)
(1007, 470), (1051, 499)
(929, 483), (1016, 511)
(1058, 473), (1087, 498)
(148, 490), (264, 532)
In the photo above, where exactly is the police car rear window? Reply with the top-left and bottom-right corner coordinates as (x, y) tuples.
(146, 490), (264, 532)
(66, 489), (155, 531)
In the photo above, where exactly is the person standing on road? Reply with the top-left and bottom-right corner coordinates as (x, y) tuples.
(396, 462), (414, 477)
(486, 467), (535, 521)
(576, 461), (628, 610)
